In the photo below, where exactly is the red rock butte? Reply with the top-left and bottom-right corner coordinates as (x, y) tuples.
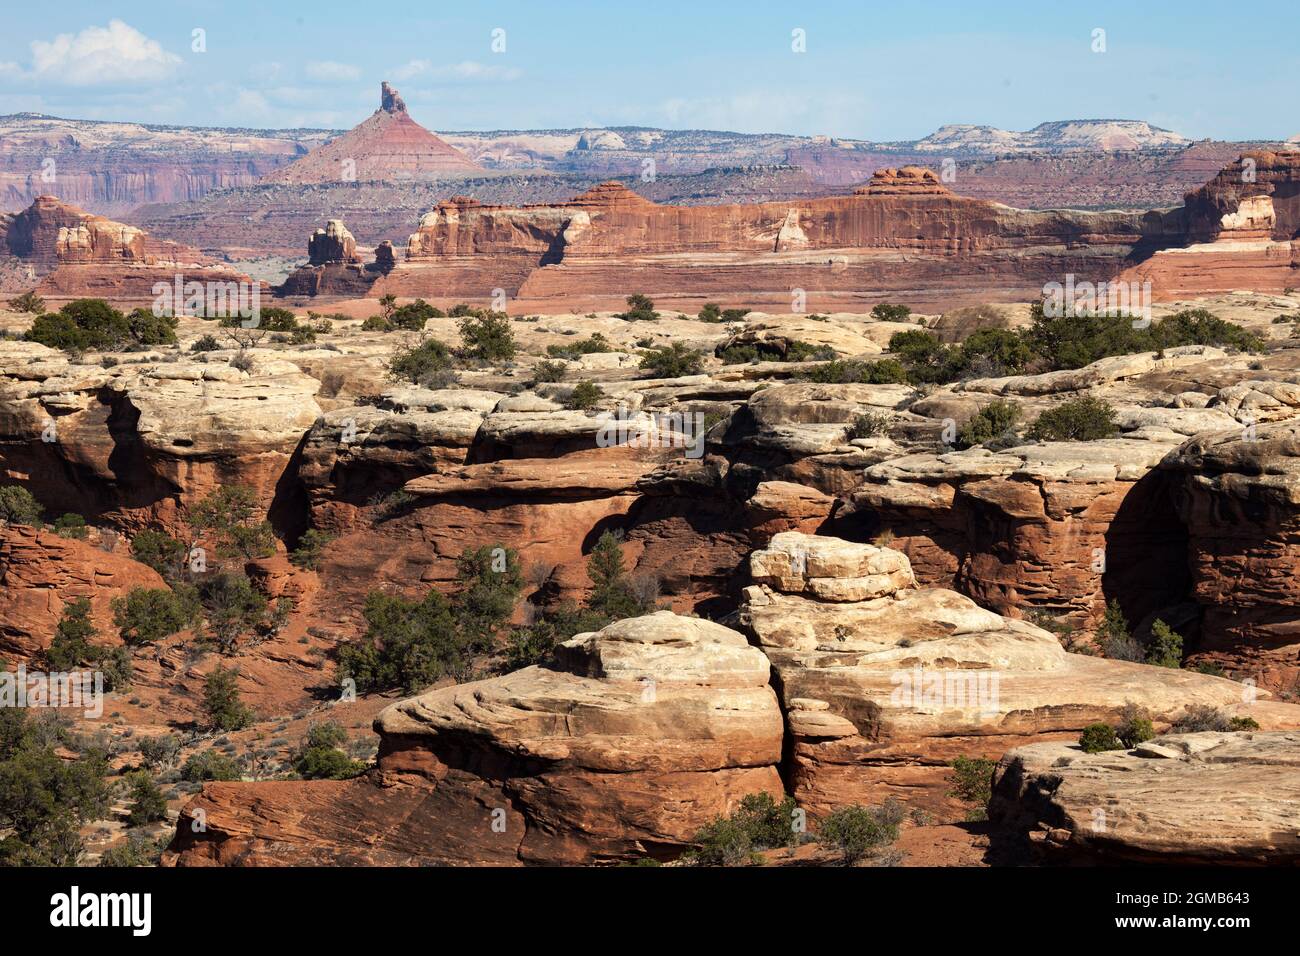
(263, 82), (482, 184)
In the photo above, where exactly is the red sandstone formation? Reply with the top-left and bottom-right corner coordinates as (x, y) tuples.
(0, 524), (165, 661)
(0, 195), (255, 302)
(275, 218), (397, 296)
(263, 82), (481, 185)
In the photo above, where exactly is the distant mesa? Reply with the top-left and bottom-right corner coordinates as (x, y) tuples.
(262, 81), (481, 185)
(910, 119), (1191, 153)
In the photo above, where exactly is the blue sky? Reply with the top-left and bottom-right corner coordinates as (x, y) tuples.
(0, 1), (1295, 140)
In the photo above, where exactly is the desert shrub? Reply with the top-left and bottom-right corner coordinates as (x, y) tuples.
(195, 572), (267, 652)
(798, 358), (908, 384)
(1023, 302), (1155, 370)
(190, 334), (221, 353)
(888, 328), (945, 366)
(639, 342), (704, 377)
(112, 587), (198, 646)
(872, 302), (912, 322)
(51, 513), (88, 539)
(1026, 397), (1118, 442)
(388, 336), (457, 386)
(201, 665), (253, 731)
(847, 412), (891, 440)
(816, 799), (905, 865)
(44, 598), (96, 672)
(956, 328), (1036, 377)
(947, 756), (996, 808)
(0, 485), (43, 525)
(1079, 722), (1122, 753)
(783, 340), (836, 362)
(126, 308), (179, 347)
(1145, 619), (1184, 668)
(1116, 703), (1155, 748)
(1169, 705), (1258, 734)
(0, 709), (111, 865)
(688, 792), (801, 865)
(532, 359), (568, 383)
(289, 528), (333, 571)
(1096, 599), (1142, 661)
(124, 771), (168, 826)
(458, 311), (516, 362)
(586, 530), (654, 620)
(129, 530), (187, 579)
(190, 485), (276, 561)
(180, 749), (241, 782)
(956, 400), (1021, 448)
(546, 332), (614, 359)
(1152, 308), (1264, 352)
(7, 290), (44, 314)
(294, 722), (365, 780)
(338, 545), (522, 693)
(564, 380), (604, 410)
(718, 343), (760, 364)
(390, 299), (443, 331)
(697, 303), (722, 323)
(97, 832), (164, 867)
(362, 315), (394, 332)
(721, 307), (750, 322)
(616, 293), (659, 322)
(138, 734), (181, 769)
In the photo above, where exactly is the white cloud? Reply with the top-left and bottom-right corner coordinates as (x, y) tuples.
(305, 61), (362, 83)
(391, 59), (520, 83)
(28, 20), (182, 87)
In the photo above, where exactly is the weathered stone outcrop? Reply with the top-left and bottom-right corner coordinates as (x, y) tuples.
(989, 731), (1300, 864)
(166, 611), (784, 865)
(1160, 419), (1300, 690)
(738, 532), (1298, 817)
(275, 218), (397, 297)
(0, 343), (320, 532)
(0, 524), (165, 661)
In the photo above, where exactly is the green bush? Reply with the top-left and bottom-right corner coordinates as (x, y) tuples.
(847, 412), (891, 440)
(1116, 704), (1155, 748)
(129, 529), (187, 579)
(52, 513), (88, 539)
(816, 799), (904, 865)
(1145, 619), (1184, 668)
(1152, 308), (1264, 352)
(361, 315), (395, 332)
(956, 400), (1021, 448)
(0, 485), (43, 525)
(532, 359), (568, 383)
(458, 311), (516, 362)
(1096, 599), (1141, 660)
(388, 336), (457, 387)
(798, 358), (908, 384)
(1079, 722), (1123, 753)
(202, 665), (253, 731)
(294, 722), (365, 780)
(872, 303), (912, 322)
(1026, 397), (1118, 442)
(688, 792), (801, 866)
(390, 299), (443, 331)
(180, 749), (241, 782)
(1169, 705), (1259, 734)
(190, 334), (221, 353)
(112, 587), (199, 646)
(124, 771), (168, 826)
(0, 709), (111, 865)
(616, 294), (659, 322)
(338, 545), (523, 693)
(26, 299), (177, 352)
(138, 734), (181, 769)
(546, 332), (614, 359)
(947, 756), (996, 807)
(44, 598), (96, 672)
(7, 290), (44, 314)
(97, 832), (164, 867)
(638, 342), (704, 378)
(565, 380), (604, 410)
(697, 303), (722, 323)
(190, 485), (275, 561)
(289, 528), (333, 571)
(196, 572), (267, 652)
